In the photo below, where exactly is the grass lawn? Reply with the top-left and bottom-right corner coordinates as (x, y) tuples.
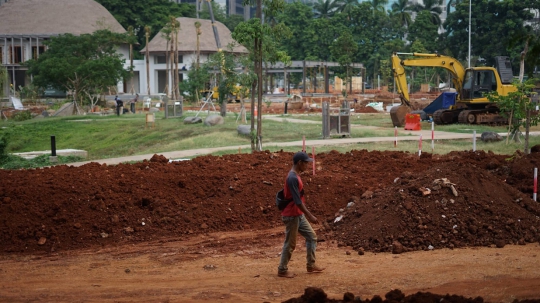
(1, 110), (539, 165)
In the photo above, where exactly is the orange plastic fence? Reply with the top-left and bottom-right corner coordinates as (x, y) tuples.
(404, 114), (421, 131)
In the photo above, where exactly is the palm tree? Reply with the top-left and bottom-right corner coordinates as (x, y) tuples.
(313, 0), (340, 19)
(337, 0), (358, 16)
(411, 0), (443, 27)
(391, 0), (413, 28)
(369, 0), (389, 15)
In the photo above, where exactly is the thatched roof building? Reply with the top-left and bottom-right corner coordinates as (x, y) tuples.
(142, 17), (247, 54)
(0, 0), (125, 37)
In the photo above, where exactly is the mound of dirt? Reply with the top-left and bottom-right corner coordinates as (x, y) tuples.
(355, 106), (380, 113)
(333, 160), (540, 253)
(283, 287), (538, 303)
(1, 150), (539, 255)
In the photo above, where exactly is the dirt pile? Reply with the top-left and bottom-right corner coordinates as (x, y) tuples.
(333, 160), (540, 253)
(283, 287), (539, 303)
(1, 150), (539, 255)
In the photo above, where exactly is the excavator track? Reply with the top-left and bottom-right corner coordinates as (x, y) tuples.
(457, 109), (507, 125)
(458, 110), (474, 124)
(433, 109), (458, 125)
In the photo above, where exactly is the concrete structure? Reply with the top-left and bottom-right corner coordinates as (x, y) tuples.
(139, 17), (247, 96)
(0, 0), (131, 98)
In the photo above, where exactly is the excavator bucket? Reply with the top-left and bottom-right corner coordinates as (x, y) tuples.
(390, 105), (411, 127)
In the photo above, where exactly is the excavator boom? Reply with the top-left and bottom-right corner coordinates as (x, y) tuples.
(390, 52), (517, 126)
(392, 52), (466, 106)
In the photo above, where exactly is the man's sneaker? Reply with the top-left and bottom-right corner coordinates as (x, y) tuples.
(307, 265), (325, 273)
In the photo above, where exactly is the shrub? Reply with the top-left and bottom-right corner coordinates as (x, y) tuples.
(11, 110), (33, 122)
(0, 131), (9, 164)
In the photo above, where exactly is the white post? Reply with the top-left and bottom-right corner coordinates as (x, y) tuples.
(394, 126), (397, 147)
(473, 130), (476, 151)
(431, 121), (434, 152)
(418, 134), (422, 157)
(534, 168), (538, 202)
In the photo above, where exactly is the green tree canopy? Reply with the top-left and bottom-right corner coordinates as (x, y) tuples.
(348, 3), (403, 80)
(410, 0), (442, 27)
(443, 0), (534, 69)
(313, 0), (341, 19)
(95, 0), (194, 54)
(26, 30), (130, 105)
(390, 0), (414, 29)
(408, 10), (440, 52)
(275, 1), (314, 60)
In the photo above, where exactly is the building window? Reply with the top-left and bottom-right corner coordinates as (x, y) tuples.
(9, 46), (22, 64)
(155, 54), (183, 64)
(32, 46), (45, 60)
(155, 55), (166, 64)
(0, 47), (3, 64)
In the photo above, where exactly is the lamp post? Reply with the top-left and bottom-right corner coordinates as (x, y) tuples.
(468, 0), (471, 68)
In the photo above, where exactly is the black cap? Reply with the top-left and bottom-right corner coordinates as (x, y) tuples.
(293, 151), (313, 164)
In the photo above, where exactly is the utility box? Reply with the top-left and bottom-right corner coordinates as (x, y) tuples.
(165, 97), (183, 118)
(322, 101), (351, 138)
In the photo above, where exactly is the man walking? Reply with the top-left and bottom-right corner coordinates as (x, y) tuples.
(278, 151), (325, 278)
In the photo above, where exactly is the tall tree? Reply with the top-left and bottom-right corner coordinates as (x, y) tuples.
(408, 10), (440, 52)
(26, 30), (130, 108)
(337, 0), (358, 17)
(330, 30), (358, 94)
(410, 0), (443, 27)
(234, 0), (290, 151)
(369, 0), (389, 15)
(443, 0), (534, 69)
(348, 3), (403, 82)
(511, 0), (540, 77)
(223, 14), (245, 32)
(160, 21), (173, 97)
(390, 0), (413, 28)
(275, 1), (314, 60)
(95, 0), (194, 55)
(306, 15), (349, 61)
(313, 0), (341, 19)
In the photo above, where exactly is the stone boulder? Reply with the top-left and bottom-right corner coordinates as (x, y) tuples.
(480, 131), (503, 142)
(204, 115), (224, 126)
(183, 116), (202, 124)
(237, 125), (256, 136)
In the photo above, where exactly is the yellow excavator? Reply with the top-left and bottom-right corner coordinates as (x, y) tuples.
(390, 52), (517, 126)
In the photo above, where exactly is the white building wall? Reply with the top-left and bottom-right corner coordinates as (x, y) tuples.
(137, 52), (212, 97)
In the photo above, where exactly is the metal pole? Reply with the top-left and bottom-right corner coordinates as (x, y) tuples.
(468, 0), (471, 68)
(51, 135), (57, 156)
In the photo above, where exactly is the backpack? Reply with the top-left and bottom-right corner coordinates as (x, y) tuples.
(275, 189), (293, 210)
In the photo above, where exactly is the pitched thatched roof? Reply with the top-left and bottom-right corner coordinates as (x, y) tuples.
(0, 0), (125, 37)
(141, 17), (247, 54)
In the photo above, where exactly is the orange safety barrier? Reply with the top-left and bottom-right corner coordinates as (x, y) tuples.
(404, 114), (421, 131)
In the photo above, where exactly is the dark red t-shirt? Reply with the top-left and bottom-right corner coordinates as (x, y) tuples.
(281, 171), (304, 217)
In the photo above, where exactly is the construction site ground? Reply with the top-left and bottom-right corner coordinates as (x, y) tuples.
(1, 94), (540, 303)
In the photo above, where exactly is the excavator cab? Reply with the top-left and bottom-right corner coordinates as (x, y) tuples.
(462, 69), (498, 100)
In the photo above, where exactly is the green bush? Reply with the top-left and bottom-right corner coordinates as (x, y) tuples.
(11, 110), (33, 122)
(0, 132), (9, 164)
(0, 154), (84, 170)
